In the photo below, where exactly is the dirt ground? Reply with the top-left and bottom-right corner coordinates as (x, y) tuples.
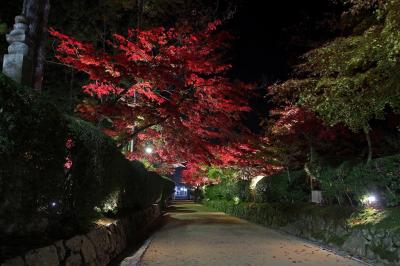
(135, 202), (366, 266)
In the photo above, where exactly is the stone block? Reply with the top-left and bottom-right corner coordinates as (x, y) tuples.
(8, 42), (29, 55)
(13, 23), (28, 31)
(81, 236), (97, 264)
(2, 54), (32, 85)
(1, 257), (25, 266)
(64, 254), (82, 266)
(342, 231), (368, 257)
(65, 235), (84, 252)
(54, 241), (66, 262)
(25, 245), (59, 266)
(6, 30), (28, 43)
(86, 227), (111, 265)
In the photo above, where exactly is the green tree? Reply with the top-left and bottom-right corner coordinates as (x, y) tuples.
(276, 0), (400, 163)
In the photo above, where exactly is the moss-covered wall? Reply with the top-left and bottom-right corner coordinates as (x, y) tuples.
(205, 200), (400, 266)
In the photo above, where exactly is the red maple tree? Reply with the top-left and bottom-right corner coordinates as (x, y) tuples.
(50, 21), (253, 181)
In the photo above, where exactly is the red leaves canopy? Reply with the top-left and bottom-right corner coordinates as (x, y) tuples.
(50, 21), (254, 184)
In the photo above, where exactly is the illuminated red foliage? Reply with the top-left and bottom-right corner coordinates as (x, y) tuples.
(50, 21), (255, 183)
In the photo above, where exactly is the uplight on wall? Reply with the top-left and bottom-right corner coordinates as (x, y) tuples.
(250, 175), (264, 190)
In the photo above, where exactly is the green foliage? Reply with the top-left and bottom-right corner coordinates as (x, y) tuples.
(117, 161), (175, 214)
(311, 159), (361, 206)
(349, 154), (400, 206)
(0, 22), (6, 34)
(276, 0), (400, 134)
(206, 166), (238, 182)
(64, 116), (127, 223)
(205, 183), (233, 201)
(311, 154), (400, 207)
(0, 74), (174, 237)
(205, 179), (251, 202)
(190, 186), (205, 202)
(348, 207), (400, 232)
(255, 170), (309, 203)
(0, 74), (68, 235)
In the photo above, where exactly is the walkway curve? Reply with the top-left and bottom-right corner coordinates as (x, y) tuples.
(125, 202), (367, 266)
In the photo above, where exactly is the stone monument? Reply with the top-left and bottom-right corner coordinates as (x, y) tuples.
(2, 15), (32, 85)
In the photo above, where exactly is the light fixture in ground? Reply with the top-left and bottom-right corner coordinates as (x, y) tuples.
(367, 195), (377, 203)
(362, 194), (378, 205)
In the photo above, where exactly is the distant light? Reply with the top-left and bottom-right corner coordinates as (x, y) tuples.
(145, 146), (153, 154)
(51, 202), (57, 207)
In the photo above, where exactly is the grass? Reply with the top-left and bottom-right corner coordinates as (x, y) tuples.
(348, 207), (400, 231)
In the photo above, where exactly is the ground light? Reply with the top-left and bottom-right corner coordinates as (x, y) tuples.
(362, 194), (378, 207)
(367, 195), (377, 203)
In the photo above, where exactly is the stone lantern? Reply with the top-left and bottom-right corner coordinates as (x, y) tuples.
(2, 15), (32, 85)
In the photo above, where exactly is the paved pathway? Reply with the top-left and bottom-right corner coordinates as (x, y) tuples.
(124, 201), (366, 266)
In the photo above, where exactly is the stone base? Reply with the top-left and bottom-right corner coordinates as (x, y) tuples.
(1, 204), (161, 266)
(2, 54), (32, 85)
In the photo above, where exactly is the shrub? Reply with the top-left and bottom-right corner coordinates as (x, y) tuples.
(159, 175), (175, 208)
(309, 155), (400, 207)
(312, 160), (361, 206)
(0, 74), (175, 237)
(63, 116), (128, 225)
(348, 155), (400, 207)
(205, 183), (227, 201)
(117, 161), (175, 214)
(205, 179), (251, 202)
(255, 170), (309, 203)
(0, 74), (68, 236)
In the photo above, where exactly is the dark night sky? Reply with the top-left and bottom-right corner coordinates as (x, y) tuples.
(222, 0), (343, 131)
(228, 0), (342, 82)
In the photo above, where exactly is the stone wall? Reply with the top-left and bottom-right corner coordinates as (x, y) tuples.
(281, 213), (400, 266)
(1, 204), (160, 266)
(206, 200), (400, 266)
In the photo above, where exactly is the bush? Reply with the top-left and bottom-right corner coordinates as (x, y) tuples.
(255, 170), (309, 203)
(116, 161), (175, 215)
(63, 116), (129, 225)
(205, 179), (251, 202)
(0, 74), (175, 237)
(312, 160), (360, 206)
(310, 155), (400, 207)
(348, 155), (400, 207)
(159, 175), (175, 208)
(0, 74), (68, 236)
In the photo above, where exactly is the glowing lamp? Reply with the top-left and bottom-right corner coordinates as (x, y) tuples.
(362, 194), (378, 206)
(367, 195), (377, 203)
(145, 146), (153, 154)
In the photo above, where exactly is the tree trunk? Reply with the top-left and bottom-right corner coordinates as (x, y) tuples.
(24, 0), (51, 91)
(286, 167), (291, 183)
(309, 139), (315, 164)
(137, 0), (144, 30)
(307, 137), (315, 191)
(363, 126), (372, 163)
